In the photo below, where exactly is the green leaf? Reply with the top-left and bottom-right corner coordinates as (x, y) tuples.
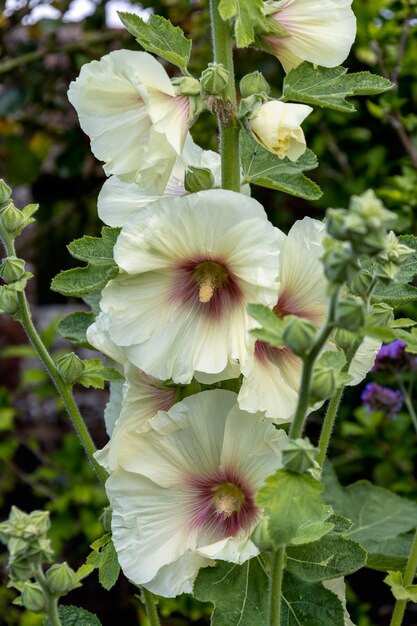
(247, 303), (284, 346)
(218, 0), (269, 48)
(384, 571), (417, 602)
(366, 533), (417, 571)
(57, 311), (95, 347)
(77, 360), (124, 389)
(392, 235), (417, 284)
(372, 282), (417, 307)
(51, 265), (118, 298)
(44, 605), (102, 626)
(98, 540), (120, 590)
(323, 465), (417, 572)
(286, 535), (366, 582)
(257, 470), (332, 548)
(283, 63), (392, 112)
(118, 12), (191, 72)
(281, 574), (345, 626)
(316, 351), (346, 370)
(240, 132), (322, 200)
(390, 318), (417, 328)
(67, 227), (120, 265)
(194, 559), (267, 626)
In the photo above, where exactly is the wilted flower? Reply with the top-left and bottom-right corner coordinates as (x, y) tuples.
(249, 100), (312, 161)
(263, 0), (356, 73)
(99, 390), (287, 596)
(361, 382), (403, 418)
(68, 50), (191, 191)
(99, 189), (281, 384)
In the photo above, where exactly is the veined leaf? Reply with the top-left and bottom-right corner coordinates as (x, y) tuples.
(51, 265), (118, 298)
(57, 311), (95, 347)
(218, 0), (270, 48)
(67, 227), (120, 265)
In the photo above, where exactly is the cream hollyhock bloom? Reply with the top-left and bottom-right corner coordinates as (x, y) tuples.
(99, 189), (281, 384)
(249, 100), (312, 161)
(238, 217), (380, 422)
(264, 0), (356, 73)
(99, 390), (287, 597)
(67, 50), (190, 191)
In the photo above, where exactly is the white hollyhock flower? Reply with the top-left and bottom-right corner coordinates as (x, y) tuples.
(100, 189), (281, 384)
(249, 100), (312, 161)
(67, 50), (190, 191)
(264, 0), (356, 73)
(100, 390), (287, 596)
(238, 217), (379, 422)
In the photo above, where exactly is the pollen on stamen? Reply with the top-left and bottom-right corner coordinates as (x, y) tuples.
(214, 494), (239, 518)
(199, 275), (216, 303)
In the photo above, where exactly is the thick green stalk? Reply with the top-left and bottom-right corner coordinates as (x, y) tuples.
(269, 547), (285, 626)
(142, 588), (161, 626)
(389, 527), (417, 626)
(209, 0), (240, 191)
(289, 287), (340, 440)
(35, 566), (62, 626)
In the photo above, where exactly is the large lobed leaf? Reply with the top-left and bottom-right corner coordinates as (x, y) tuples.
(218, 0), (270, 48)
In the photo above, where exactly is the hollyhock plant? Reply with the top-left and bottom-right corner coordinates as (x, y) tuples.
(249, 100), (312, 161)
(99, 390), (287, 596)
(263, 0), (356, 73)
(99, 189), (281, 384)
(238, 217), (380, 422)
(67, 50), (191, 191)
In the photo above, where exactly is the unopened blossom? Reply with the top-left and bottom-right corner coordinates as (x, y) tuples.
(238, 217), (380, 422)
(361, 382), (403, 418)
(68, 50), (191, 191)
(263, 0), (356, 73)
(99, 390), (287, 596)
(249, 100), (312, 161)
(100, 189), (281, 384)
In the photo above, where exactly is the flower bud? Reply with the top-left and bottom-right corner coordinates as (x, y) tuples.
(367, 302), (394, 327)
(21, 582), (46, 612)
(172, 76), (201, 96)
(57, 353), (85, 384)
(282, 438), (318, 474)
(322, 239), (360, 284)
(0, 203), (24, 234)
(348, 269), (374, 298)
(200, 63), (229, 95)
(251, 518), (273, 552)
(46, 562), (77, 594)
(0, 285), (19, 315)
(249, 100), (312, 161)
(0, 179), (12, 208)
(240, 71), (270, 98)
(333, 329), (356, 352)
(8, 558), (34, 581)
(282, 316), (316, 356)
(335, 298), (365, 331)
(311, 368), (337, 402)
(0, 257), (26, 283)
(184, 166), (214, 193)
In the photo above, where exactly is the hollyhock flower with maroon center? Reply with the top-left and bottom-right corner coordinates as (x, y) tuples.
(262, 0), (356, 73)
(67, 50), (191, 191)
(99, 189), (281, 384)
(99, 390), (287, 596)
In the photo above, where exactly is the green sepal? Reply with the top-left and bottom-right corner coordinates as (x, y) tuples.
(384, 571), (417, 602)
(76, 360), (124, 389)
(240, 132), (322, 200)
(282, 63), (392, 112)
(218, 0), (270, 49)
(57, 311), (95, 348)
(118, 12), (191, 73)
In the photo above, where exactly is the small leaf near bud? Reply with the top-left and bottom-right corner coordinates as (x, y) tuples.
(0, 179), (12, 208)
(240, 71), (270, 98)
(200, 63), (229, 96)
(282, 438), (318, 474)
(0, 203), (24, 235)
(21, 582), (46, 612)
(46, 562), (78, 594)
(57, 353), (85, 384)
(0, 257), (26, 284)
(184, 166), (214, 193)
(335, 297), (365, 331)
(282, 316), (316, 356)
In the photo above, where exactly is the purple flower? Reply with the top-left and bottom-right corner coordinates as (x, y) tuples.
(361, 382), (404, 418)
(372, 340), (407, 372)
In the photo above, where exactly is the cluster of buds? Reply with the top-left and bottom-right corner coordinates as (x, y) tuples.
(0, 507), (79, 613)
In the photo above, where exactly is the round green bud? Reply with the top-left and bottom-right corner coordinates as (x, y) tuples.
(46, 562), (77, 594)
(333, 329), (356, 352)
(0, 179), (12, 208)
(8, 557), (34, 581)
(240, 71), (270, 98)
(0, 257), (26, 283)
(335, 298), (365, 331)
(21, 582), (46, 612)
(200, 63), (229, 95)
(184, 166), (214, 193)
(311, 368), (337, 402)
(367, 302), (394, 327)
(251, 518), (273, 552)
(0, 203), (24, 234)
(0, 285), (19, 315)
(282, 316), (316, 356)
(282, 438), (318, 474)
(57, 353), (85, 384)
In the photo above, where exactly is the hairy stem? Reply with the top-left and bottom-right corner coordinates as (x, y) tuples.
(142, 588), (161, 626)
(209, 0), (240, 191)
(35, 566), (62, 626)
(389, 527), (417, 626)
(396, 375), (417, 436)
(269, 547), (285, 626)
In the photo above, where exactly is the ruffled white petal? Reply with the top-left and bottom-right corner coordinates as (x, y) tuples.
(269, 0), (356, 72)
(103, 381), (124, 437)
(348, 336), (381, 386)
(144, 552), (214, 597)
